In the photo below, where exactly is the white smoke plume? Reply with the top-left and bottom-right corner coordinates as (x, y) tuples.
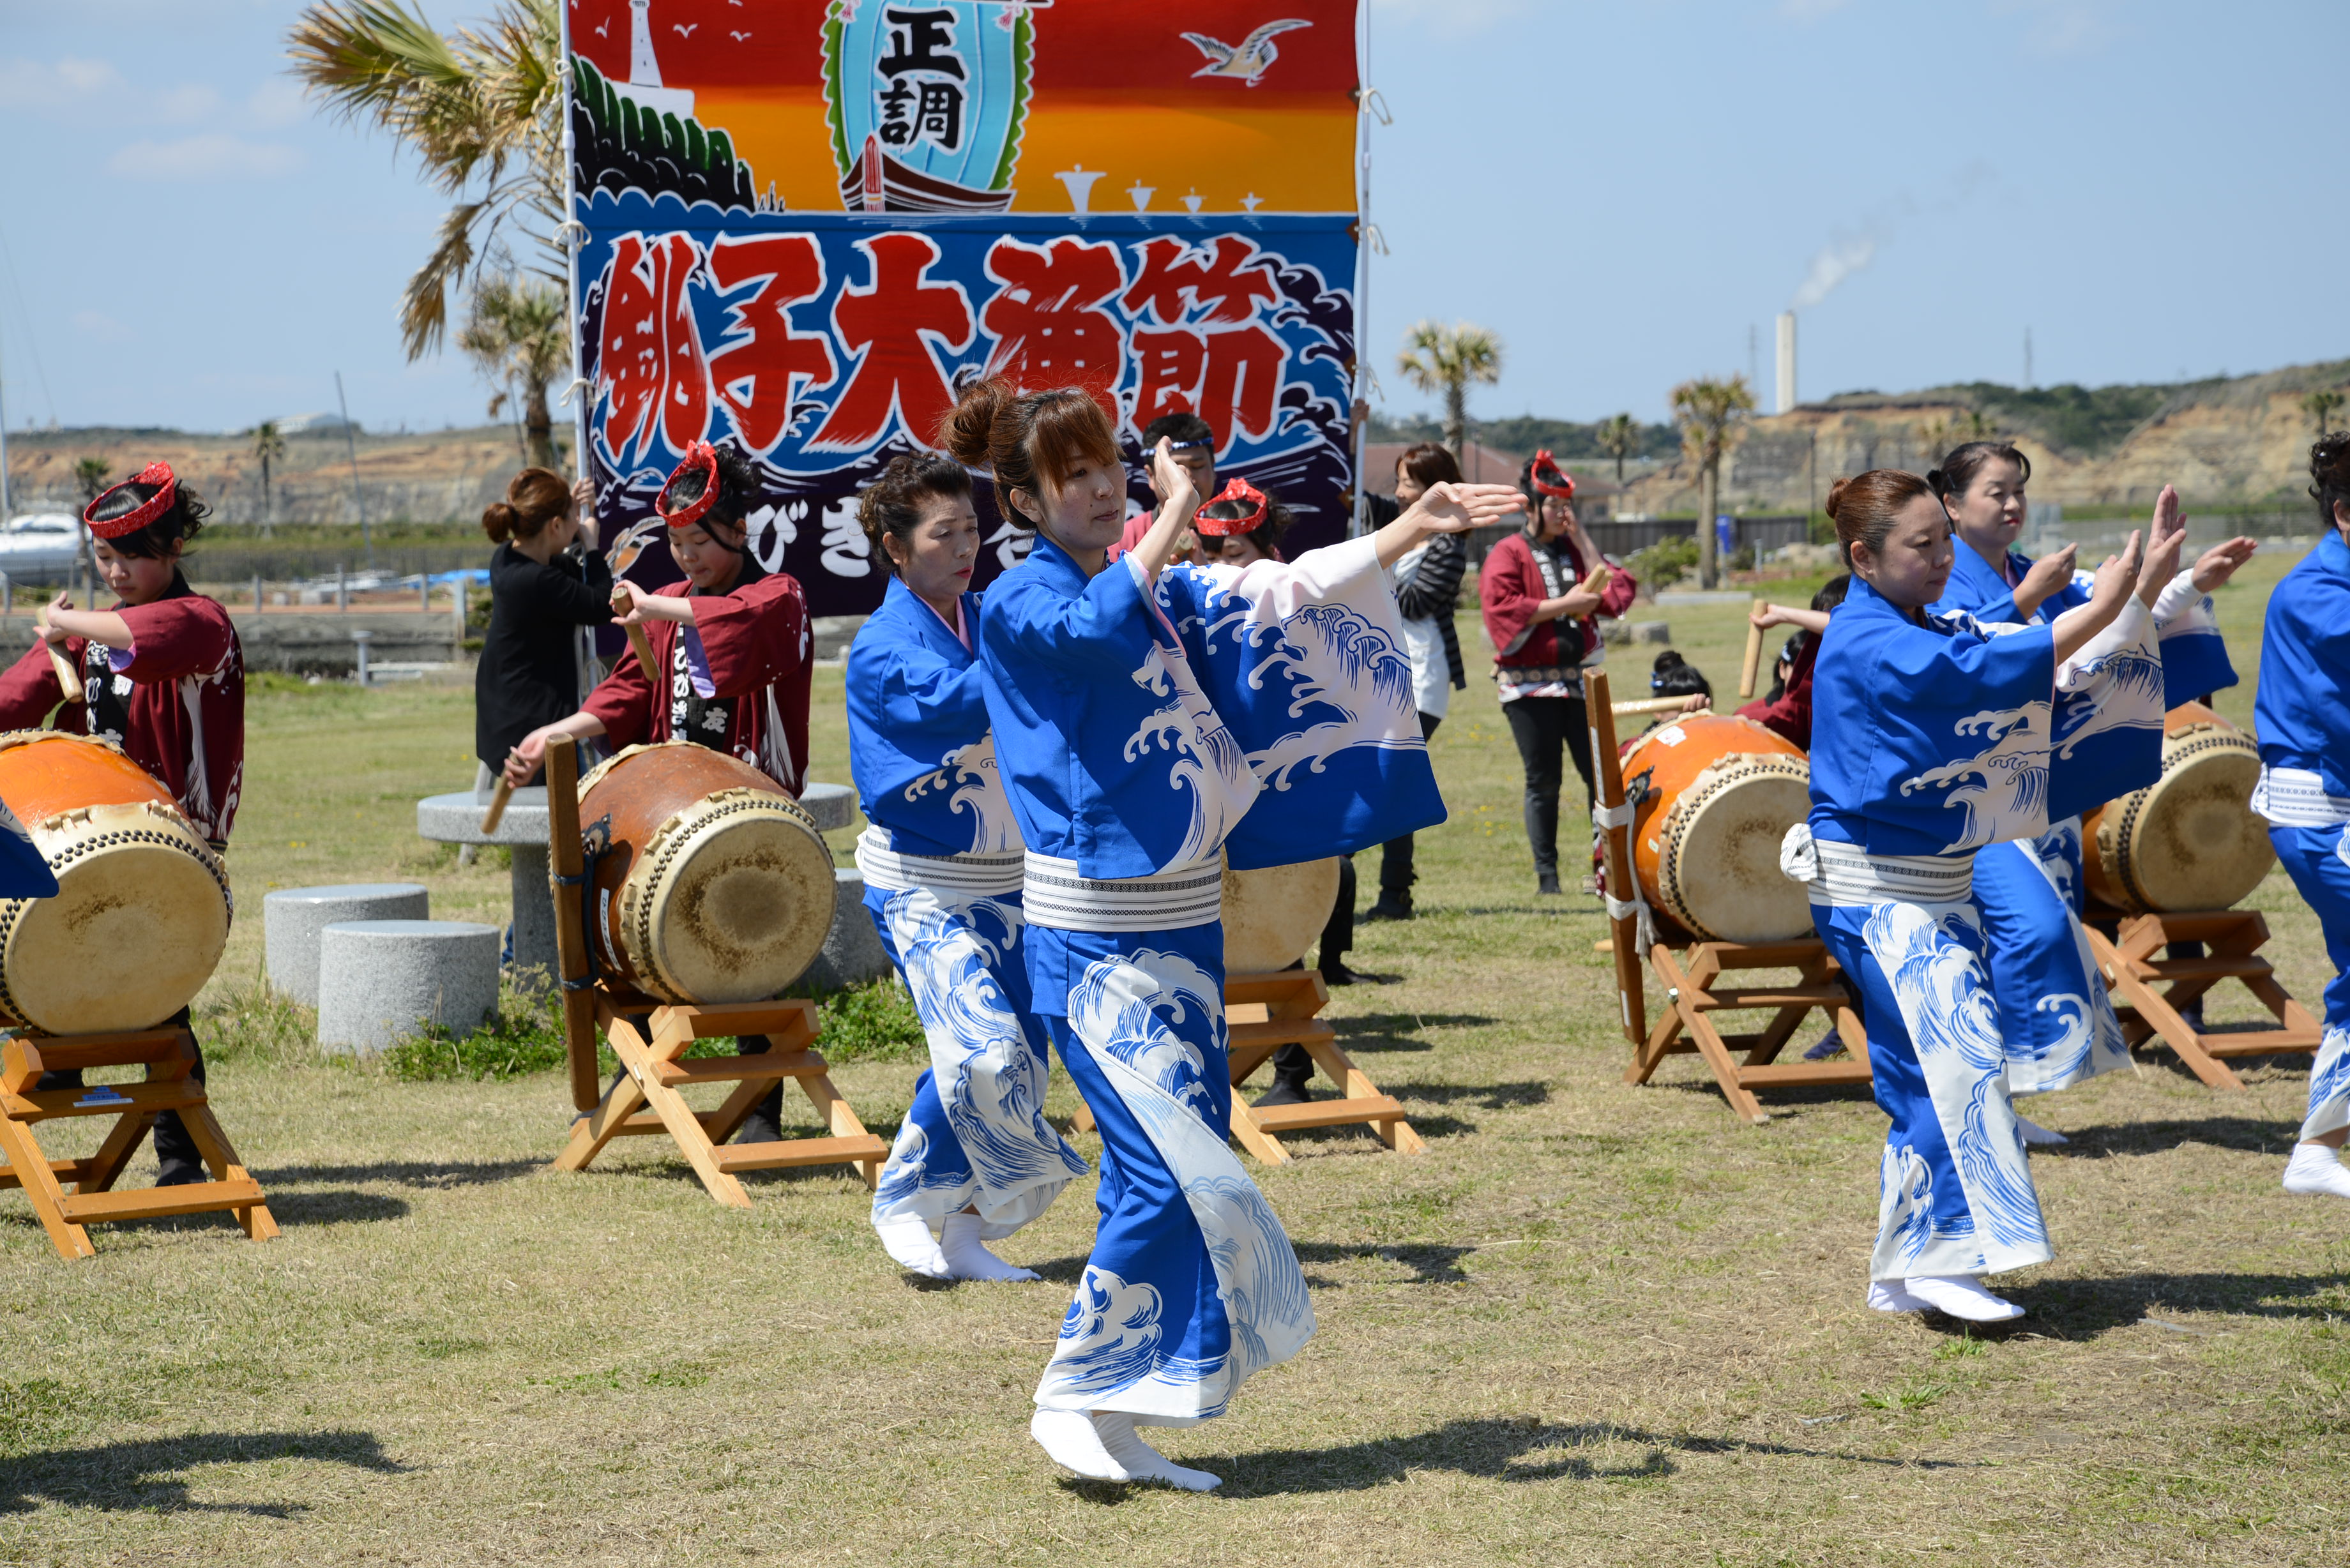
(1790, 233), (1878, 311)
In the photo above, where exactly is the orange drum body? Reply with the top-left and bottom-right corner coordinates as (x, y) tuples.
(1623, 714), (1814, 943)
(2081, 702), (2272, 914)
(0, 732), (231, 1034)
(572, 743), (835, 1004)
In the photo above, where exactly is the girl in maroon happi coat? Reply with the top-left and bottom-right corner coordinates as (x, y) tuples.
(0, 462), (241, 1185)
(1477, 451), (1637, 894)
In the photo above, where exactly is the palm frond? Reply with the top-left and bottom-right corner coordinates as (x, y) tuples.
(400, 200), (485, 358)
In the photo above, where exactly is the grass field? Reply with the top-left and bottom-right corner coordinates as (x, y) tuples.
(1, 548), (2345, 1566)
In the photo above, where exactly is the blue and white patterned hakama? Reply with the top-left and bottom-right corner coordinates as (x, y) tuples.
(2268, 824), (2350, 1142)
(1969, 822), (2131, 1096)
(865, 881), (1086, 1242)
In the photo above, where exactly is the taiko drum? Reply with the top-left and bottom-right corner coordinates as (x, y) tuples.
(571, 742), (835, 1004)
(2081, 702), (2273, 914)
(1221, 857), (1342, 974)
(0, 732), (231, 1034)
(1621, 714), (1814, 944)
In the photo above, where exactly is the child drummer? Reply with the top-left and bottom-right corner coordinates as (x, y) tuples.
(504, 440), (814, 1146)
(0, 462), (242, 1186)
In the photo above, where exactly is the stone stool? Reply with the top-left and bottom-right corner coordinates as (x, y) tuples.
(415, 787), (555, 984)
(802, 866), (892, 993)
(264, 883), (430, 1006)
(798, 780), (856, 833)
(315, 919), (501, 1053)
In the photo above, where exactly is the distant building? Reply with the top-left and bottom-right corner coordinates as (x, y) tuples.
(278, 412), (360, 435)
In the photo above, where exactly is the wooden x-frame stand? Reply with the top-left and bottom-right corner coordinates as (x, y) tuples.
(1587, 670), (1873, 1124)
(540, 736), (889, 1207)
(2086, 909), (2321, 1090)
(0, 1027), (277, 1259)
(1070, 970), (1425, 1164)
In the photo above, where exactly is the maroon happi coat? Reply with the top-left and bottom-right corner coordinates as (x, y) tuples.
(0, 577), (245, 844)
(582, 568), (813, 795)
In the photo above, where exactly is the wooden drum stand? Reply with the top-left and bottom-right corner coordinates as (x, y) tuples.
(1587, 669), (1871, 1124)
(2085, 910), (2321, 1090)
(539, 735), (888, 1207)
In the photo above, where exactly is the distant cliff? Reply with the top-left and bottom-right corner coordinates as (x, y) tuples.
(1618, 359), (2350, 515)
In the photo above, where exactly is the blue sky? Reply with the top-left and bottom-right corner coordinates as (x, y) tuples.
(1, 0), (2343, 436)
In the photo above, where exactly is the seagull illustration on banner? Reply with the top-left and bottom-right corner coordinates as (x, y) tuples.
(1181, 19), (1312, 85)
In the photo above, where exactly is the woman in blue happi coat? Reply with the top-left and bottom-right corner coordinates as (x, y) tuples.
(1785, 468), (2180, 1323)
(1927, 441), (2257, 1140)
(2254, 435), (2350, 1202)
(942, 377), (1522, 1489)
(846, 453), (1088, 1283)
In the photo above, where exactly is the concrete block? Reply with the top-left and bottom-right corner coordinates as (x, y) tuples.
(264, 883), (430, 1007)
(316, 919), (501, 1053)
(798, 781), (858, 833)
(800, 867), (891, 993)
(1631, 620), (1672, 645)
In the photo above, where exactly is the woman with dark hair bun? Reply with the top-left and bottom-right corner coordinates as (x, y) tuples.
(845, 451), (1088, 1283)
(473, 467), (610, 788)
(1789, 469), (2181, 1323)
(945, 375), (1523, 1489)
(2250, 434), (2350, 1200)
(1927, 442), (2258, 1140)
(0, 460), (243, 1186)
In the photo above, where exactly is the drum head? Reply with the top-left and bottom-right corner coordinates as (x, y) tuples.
(1, 829), (229, 1034)
(632, 792), (836, 1003)
(1656, 762), (1816, 943)
(2116, 741), (2273, 912)
(1222, 858), (1341, 974)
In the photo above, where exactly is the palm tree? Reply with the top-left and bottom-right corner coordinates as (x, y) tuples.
(1397, 321), (1503, 462)
(287, 0), (563, 360)
(1669, 375), (1757, 589)
(2305, 388), (2346, 439)
(459, 275), (568, 470)
(250, 419), (287, 535)
(1596, 413), (1639, 488)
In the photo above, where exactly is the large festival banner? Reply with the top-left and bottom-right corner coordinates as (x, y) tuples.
(566, 0), (1363, 615)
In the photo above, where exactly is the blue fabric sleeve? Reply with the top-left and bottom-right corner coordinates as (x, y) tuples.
(991, 555), (1153, 674)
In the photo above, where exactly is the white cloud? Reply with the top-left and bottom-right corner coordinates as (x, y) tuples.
(1990, 0), (2121, 56)
(243, 78), (310, 130)
(0, 55), (126, 109)
(72, 310), (132, 343)
(153, 84), (222, 123)
(107, 133), (301, 180)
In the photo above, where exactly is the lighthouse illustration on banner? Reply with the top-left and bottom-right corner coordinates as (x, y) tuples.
(822, 1), (1035, 214)
(612, 0), (695, 121)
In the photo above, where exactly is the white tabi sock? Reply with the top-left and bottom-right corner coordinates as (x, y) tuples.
(2014, 1115), (2070, 1147)
(1867, 1279), (1931, 1314)
(1030, 1410), (1131, 1481)
(940, 1212), (1040, 1282)
(872, 1213), (950, 1278)
(1903, 1275), (2025, 1322)
(2282, 1143), (2350, 1199)
(1090, 1411), (1222, 1491)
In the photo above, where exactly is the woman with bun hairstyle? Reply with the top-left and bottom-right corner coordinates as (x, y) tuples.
(1478, 450), (1638, 895)
(473, 467), (610, 787)
(2250, 435), (2350, 1201)
(1926, 443), (2256, 1135)
(948, 378), (1522, 1489)
(845, 453), (1086, 1282)
(0, 462), (241, 1185)
(1784, 469), (2179, 1323)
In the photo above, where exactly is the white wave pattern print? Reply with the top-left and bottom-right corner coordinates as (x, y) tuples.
(2304, 1024), (2350, 1142)
(1861, 901), (2053, 1278)
(1033, 950), (1314, 1418)
(2009, 823), (2132, 1094)
(1125, 637), (1261, 871)
(898, 734), (1024, 852)
(1197, 591), (1420, 790)
(2051, 644), (2165, 762)
(870, 888), (1085, 1237)
(1899, 704), (2053, 852)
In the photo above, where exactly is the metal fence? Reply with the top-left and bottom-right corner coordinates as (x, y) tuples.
(1461, 515), (1812, 568)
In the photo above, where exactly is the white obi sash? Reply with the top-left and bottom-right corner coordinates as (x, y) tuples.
(2250, 766), (2350, 830)
(1779, 824), (1975, 907)
(854, 824), (1026, 898)
(1020, 853), (1224, 933)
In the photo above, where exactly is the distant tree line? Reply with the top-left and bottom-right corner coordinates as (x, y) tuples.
(1365, 409), (1681, 463)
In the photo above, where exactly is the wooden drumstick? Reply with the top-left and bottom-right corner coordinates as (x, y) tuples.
(1579, 562), (1612, 598)
(479, 776), (515, 835)
(1740, 598), (1767, 699)
(1612, 695), (1701, 718)
(33, 609), (82, 704)
(612, 584), (656, 672)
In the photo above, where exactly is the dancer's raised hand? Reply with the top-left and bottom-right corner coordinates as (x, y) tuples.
(1377, 482), (1526, 568)
(2192, 535), (2258, 592)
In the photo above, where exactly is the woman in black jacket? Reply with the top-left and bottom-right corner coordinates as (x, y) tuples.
(1364, 442), (1469, 920)
(474, 467), (613, 787)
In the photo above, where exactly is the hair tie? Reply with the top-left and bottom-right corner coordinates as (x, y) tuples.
(85, 462), (178, 538)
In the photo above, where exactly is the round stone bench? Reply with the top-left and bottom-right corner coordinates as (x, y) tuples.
(801, 866), (893, 993)
(316, 919), (501, 1054)
(798, 780), (856, 833)
(264, 883), (430, 1007)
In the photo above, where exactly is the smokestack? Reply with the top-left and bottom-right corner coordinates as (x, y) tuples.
(1775, 312), (1797, 415)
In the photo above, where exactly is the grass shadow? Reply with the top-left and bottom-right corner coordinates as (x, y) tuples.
(252, 1158), (543, 1189)
(1388, 1079), (1552, 1111)
(1998, 1270), (2350, 1339)
(1290, 1240), (1476, 1283)
(0, 1429), (407, 1516)
(2051, 1115), (2299, 1157)
(1063, 1417), (1958, 1500)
